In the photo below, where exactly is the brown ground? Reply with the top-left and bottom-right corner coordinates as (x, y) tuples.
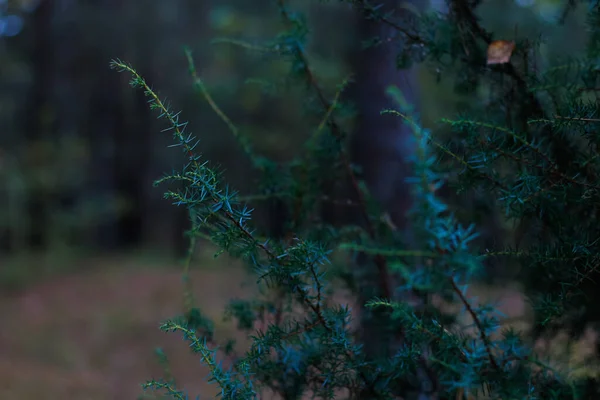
(0, 253), (596, 399)
(0, 253), (256, 399)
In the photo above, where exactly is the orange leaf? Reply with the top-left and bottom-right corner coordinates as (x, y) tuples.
(486, 40), (515, 65)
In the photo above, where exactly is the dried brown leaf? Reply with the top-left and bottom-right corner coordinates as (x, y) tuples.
(486, 40), (515, 65)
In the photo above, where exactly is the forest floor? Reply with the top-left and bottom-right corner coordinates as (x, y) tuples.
(0, 251), (255, 400)
(0, 250), (596, 399)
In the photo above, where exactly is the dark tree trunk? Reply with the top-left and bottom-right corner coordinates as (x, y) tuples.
(114, 86), (150, 249)
(349, 4), (427, 396)
(22, 0), (55, 251)
(351, 6), (417, 232)
(86, 67), (125, 250)
(350, 3), (444, 397)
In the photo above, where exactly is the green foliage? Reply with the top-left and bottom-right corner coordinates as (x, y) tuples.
(113, 0), (600, 398)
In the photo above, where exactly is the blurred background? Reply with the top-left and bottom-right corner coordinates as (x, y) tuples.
(0, 0), (590, 398)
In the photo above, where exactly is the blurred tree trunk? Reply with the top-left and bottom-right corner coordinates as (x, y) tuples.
(21, 0), (54, 251)
(116, 74), (152, 249)
(86, 63), (127, 249)
(349, 0), (420, 373)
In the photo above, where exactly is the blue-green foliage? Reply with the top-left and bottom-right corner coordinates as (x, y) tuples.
(112, 0), (600, 398)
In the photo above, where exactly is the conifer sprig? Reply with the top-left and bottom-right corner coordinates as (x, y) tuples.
(110, 57), (386, 400)
(112, 0), (600, 397)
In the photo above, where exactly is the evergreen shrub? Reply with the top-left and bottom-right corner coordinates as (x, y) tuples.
(112, 0), (600, 398)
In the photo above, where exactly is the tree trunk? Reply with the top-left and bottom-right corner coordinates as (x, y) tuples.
(348, 4), (443, 399)
(350, 0), (419, 357)
(21, 0), (55, 251)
